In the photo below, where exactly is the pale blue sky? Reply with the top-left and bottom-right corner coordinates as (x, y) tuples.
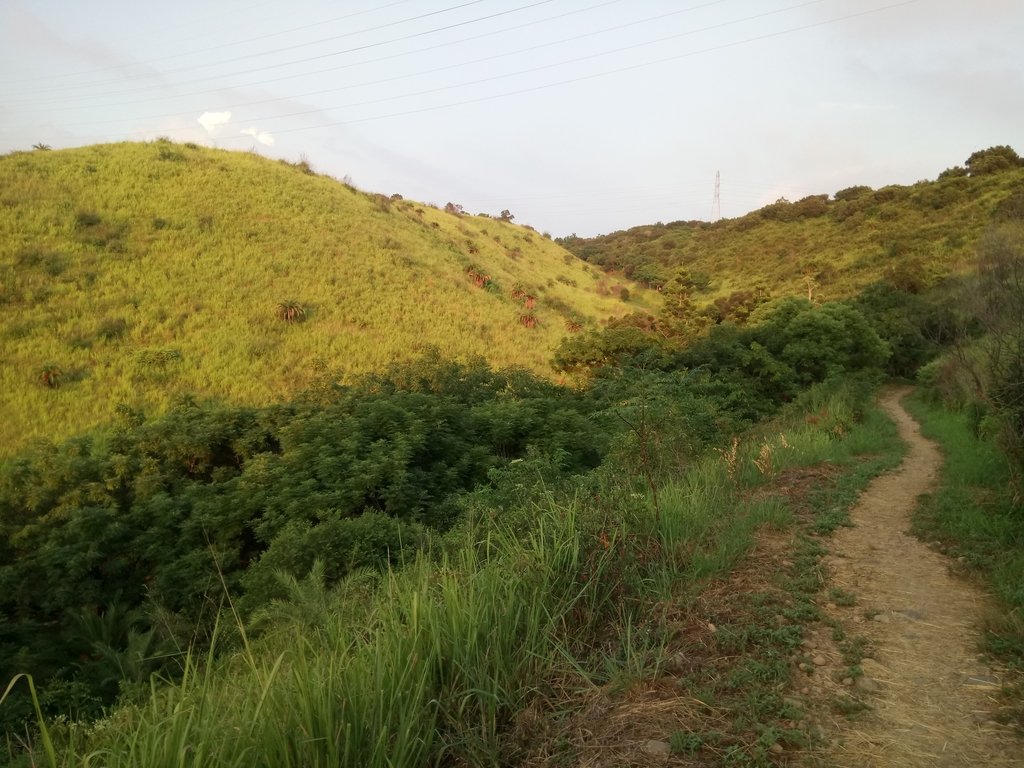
(1, 0), (1020, 235)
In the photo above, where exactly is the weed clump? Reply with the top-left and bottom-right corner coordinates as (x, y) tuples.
(275, 300), (306, 323)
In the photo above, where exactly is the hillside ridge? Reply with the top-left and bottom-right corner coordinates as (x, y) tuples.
(561, 146), (1024, 302)
(0, 140), (647, 451)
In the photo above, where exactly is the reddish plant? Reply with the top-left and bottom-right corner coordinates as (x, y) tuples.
(464, 265), (491, 288)
(38, 364), (63, 388)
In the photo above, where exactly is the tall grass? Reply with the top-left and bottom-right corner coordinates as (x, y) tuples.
(34, 491), (625, 767)
(904, 393), (1024, 664)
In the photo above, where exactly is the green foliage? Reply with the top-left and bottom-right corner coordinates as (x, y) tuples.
(628, 260), (671, 288)
(557, 296), (891, 425)
(0, 358), (610, 735)
(241, 512), (417, 610)
(965, 145), (1024, 176)
(833, 185), (872, 202)
(851, 281), (953, 377)
(973, 226), (1024, 469)
(2, 368), (897, 767)
(273, 300), (305, 323)
(709, 288), (770, 325)
(95, 317), (130, 341)
(73, 211), (101, 228)
(553, 326), (668, 374)
(919, 223), (1024, 485)
(759, 301), (889, 385)
(905, 394), (1024, 667)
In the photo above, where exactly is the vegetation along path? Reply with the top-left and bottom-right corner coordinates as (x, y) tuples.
(813, 389), (1022, 766)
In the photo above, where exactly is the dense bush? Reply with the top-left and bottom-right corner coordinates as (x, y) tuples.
(833, 185), (873, 202)
(757, 299), (890, 384)
(966, 145), (1024, 176)
(555, 296), (892, 424)
(0, 360), (606, 728)
(851, 281), (960, 377)
(553, 326), (669, 373)
(914, 223), (1024, 495)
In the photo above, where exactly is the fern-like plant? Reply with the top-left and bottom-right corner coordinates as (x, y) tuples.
(38, 363), (63, 388)
(275, 300), (306, 323)
(464, 265), (491, 289)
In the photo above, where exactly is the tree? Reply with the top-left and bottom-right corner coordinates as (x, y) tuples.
(833, 185), (872, 202)
(938, 166), (968, 180)
(499, 209), (514, 222)
(965, 145), (1023, 176)
(553, 327), (666, 374)
(852, 282), (937, 377)
(742, 298), (891, 385)
(658, 269), (712, 341)
(770, 303), (890, 384)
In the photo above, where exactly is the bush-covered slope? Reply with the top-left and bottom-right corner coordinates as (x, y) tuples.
(0, 141), (650, 451)
(561, 148), (1024, 301)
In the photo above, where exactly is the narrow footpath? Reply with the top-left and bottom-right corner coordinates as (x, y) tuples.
(812, 388), (1022, 767)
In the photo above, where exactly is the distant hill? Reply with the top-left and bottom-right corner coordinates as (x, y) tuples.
(0, 141), (650, 452)
(560, 146), (1024, 302)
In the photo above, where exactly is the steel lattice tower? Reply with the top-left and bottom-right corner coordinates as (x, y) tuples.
(711, 170), (721, 221)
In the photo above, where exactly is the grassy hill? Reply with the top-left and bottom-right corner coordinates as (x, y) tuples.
(0, 141), (650, 452)
(561, 156), (1024, 302)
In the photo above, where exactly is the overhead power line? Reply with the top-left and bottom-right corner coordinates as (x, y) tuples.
(0, 0), (418, 87)
(39, 0), (735, 122)
(202, 0), (834, 129)
(210, 0), (920, 139)
(8, 0), (637, 111)
(1, 0), (541, 99)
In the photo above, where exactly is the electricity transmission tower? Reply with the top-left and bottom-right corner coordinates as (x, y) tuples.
(711, 170), (721, 221)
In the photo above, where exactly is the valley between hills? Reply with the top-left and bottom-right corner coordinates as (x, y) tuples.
(1, 141), (1023, 767)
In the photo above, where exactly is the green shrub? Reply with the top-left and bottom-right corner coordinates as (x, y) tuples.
(74, 211), (101, 228)
(96, 317), (130, 341)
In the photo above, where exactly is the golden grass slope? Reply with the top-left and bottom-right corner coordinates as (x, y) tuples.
(0, 141), (651, 452)
(566, 167), (1024, 302)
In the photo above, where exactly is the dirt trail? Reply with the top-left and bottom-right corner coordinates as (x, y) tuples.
(813, 388), (1022, 766)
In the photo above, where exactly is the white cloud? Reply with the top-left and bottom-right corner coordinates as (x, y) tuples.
(241, 126), (275, 146)
(197, 111), (232, 135)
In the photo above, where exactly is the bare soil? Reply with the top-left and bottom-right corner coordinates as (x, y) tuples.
(807, 388), (1023, 766)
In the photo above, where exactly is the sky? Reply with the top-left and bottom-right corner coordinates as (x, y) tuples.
(1, 0), (1021, 236)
